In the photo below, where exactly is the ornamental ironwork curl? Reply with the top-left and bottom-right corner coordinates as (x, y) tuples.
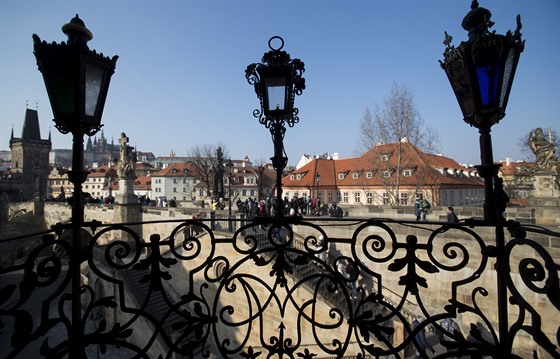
(0, 216), (559, 358)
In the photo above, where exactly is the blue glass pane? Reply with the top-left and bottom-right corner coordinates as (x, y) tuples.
(476, 64), (501, 106)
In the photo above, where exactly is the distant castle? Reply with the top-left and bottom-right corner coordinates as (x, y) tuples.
(49, 129), (120, 168)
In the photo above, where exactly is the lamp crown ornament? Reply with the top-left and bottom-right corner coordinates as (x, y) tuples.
(62, 14), (93, 44)
(461, 0), (493, 41)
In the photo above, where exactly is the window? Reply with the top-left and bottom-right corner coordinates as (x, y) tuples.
(382, 170), (391, 178)
(173, 188), (177, 192)
(400, 192), (408, 205)
(183, 187), (187, 192)
(383, 192), (389, 205)
(381, 154), (389, 161)
(403, 169), (411, 177)
(338, 173), (345, 180)
(343, 192), (349, 203)
(366, 172), (373, 179)
(366, 192), (373, 204)
(352, 172), (359, 179)
(337, 192), (341, 203)
(327, 192), (334, 203)
(199, 189), (204, 197)
(242, 189), (247, 196)
(250, 190), (255, 196)
(296, 174), (301, 180)
(294, 191), (299, 198)
(290, 175), (295, 180)
(354, 192), (361, 203)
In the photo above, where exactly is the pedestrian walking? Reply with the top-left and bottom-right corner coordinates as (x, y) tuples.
(412, 317), (436, 358)
(420, 199), (431, 221)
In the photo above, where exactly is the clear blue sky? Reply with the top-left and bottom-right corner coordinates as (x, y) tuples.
(1, 0), (558, 167)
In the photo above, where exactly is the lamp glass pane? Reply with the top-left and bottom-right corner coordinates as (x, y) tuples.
(85, 63), (104, 117)
(476, 63), (501, 106)
(51, 73), (75, 115)
(265, 77), (286, 111)
(499, 49), (516, 108)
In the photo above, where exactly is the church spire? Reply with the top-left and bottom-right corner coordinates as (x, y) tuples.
(21, 108), (41, 140)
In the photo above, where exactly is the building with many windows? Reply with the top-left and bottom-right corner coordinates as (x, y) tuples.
(282, 141), (484, 208)
(150, 162), (200, 205)
(225, 158), (276, 203)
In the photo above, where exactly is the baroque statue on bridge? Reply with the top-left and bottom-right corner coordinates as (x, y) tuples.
(117, 133), (137, 179)
(529, 127), (558, 172)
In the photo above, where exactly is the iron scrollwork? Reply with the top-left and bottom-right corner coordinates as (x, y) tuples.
(1, 216), (559, 358)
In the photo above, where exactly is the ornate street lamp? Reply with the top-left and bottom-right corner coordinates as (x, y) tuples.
(440, 0), (524, 222)
(246, 36), (305, 217)
(33, 15), (117, 358)
(440, 2), (524, 351)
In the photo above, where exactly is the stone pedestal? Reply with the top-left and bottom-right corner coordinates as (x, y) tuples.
(114, 178), (142, 242)
(116, 178), (138, 205)
(529, 173), (560, 225)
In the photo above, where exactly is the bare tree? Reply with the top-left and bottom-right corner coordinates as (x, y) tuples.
(187, 143), (229, 200)
(357, 83), (441, 205)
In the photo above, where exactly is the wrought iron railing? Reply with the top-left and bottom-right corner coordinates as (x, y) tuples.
(1, 215), (559, 358)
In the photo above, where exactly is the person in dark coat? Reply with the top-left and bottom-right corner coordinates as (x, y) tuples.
(447, 207), (459, 223)
(412, 317), (436, 358)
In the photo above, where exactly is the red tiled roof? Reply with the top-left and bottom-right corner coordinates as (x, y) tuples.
(151, 162), (198, 177)
(283, 142), (483, 189)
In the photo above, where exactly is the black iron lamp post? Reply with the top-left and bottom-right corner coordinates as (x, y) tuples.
(246, 36), (305, 217)
(440, 1), (524, 353)
(440, 0), (524, 223)
(33, 15), (117, 358)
